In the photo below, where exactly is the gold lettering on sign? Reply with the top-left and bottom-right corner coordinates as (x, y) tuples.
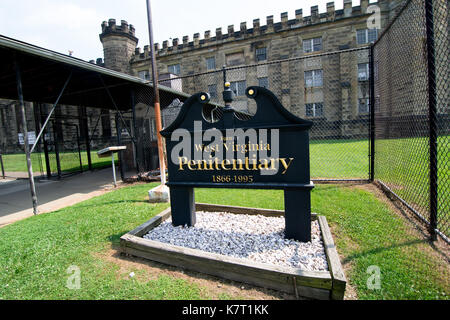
(178, 156), (294, 174)
(193, 142), (271, 154)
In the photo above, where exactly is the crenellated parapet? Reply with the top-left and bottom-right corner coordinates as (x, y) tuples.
(99, 18), (138, 73)
(132, 0), (378, 61)
(99, 18), (138, 43)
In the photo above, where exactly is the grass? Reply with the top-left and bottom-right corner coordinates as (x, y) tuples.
(1, 151), (115, 174)
(0, 182), (448, 300)
(375, 136), (449, 232)
(310, 139), (369, 179)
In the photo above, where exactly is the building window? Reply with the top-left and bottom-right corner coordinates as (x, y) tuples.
(206, 57), (216, 70)
(359, 98), (370, 114)
(226, 52), (245, 66)
(304, 69), (323, 87)
(138, 70), (150, 81)
(168, 64), (181, 75)
(303, 37), (322, 53)
(358, 63), (370, 81)
(258, 77), (269, 88)
(356, 28), (378, 44)
(305, 103), (323, 117)
(0, 108), (6, 127)
(305, 102), (323, 118)
(256, 47), (267, 62)
(101, 109), (111, 138)
(230, 80), (246, 96)
(208, 84), (217, 98)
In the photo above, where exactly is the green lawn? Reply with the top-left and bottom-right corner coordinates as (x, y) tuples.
(0, 183), (448, 300)
(310, 139), (368, 179)
(1, 151), (115, 174)
(375, 136), (449, 233)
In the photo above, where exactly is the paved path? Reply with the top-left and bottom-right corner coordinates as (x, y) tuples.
(0, 168), (122, 227)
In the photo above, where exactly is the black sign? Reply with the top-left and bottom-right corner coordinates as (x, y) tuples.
(161, 86), (314, 242)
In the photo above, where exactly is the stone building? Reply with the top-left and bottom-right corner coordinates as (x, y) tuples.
(1, 0), (419, 156)
(98, 0), (405, 140)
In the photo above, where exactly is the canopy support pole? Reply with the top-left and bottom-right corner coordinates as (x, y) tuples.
(14, 59), (38, 215)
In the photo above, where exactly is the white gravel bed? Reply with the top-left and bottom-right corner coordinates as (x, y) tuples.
(143, 211), (328, 271)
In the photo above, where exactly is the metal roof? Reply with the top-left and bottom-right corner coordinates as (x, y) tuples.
(0, 34), (190, 110)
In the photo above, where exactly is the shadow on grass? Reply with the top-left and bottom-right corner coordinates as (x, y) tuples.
(107, 230), (132, 246)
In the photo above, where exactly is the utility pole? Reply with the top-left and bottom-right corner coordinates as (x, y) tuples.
(146, 0), (166, 185)
(146, 0), (169, 203)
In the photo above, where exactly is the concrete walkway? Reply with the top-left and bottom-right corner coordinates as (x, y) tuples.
(0, 168), (121, 227)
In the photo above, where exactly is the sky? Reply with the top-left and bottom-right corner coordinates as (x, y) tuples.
(0, 0), (365, 62)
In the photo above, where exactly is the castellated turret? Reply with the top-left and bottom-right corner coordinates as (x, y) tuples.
(99, 19), (138, 74)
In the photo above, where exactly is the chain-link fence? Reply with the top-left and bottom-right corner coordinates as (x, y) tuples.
(0, 101), (45, 178)
(0, 102), (120, 180)
(156, 47), (372, 181)
(373, 0), (449, 241)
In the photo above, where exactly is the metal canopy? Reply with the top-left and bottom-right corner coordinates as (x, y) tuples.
(0, 34), (189, 110)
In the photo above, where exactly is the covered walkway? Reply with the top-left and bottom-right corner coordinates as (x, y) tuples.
(0, 168), (124, 227)
(0, 34), (197, 216)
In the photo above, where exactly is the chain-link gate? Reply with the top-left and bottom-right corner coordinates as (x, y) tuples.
(373, 0), (448, 241)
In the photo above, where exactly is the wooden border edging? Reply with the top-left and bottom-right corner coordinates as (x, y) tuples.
(318, 215), (347, 300)
(120, 203), (346, 300)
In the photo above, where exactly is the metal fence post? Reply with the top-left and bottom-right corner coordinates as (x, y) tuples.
(131, 90), (140, 174)
(0, 154), (5, 179)
(81, 107), (92, 171)
(369, 44), (375, 182)
(40, 104), (52, 178)
(222, 65), (227, 85)
(115, 112), (125, 181)
(425, 0), (438, 241)
(75, 124), (83, 173)
(53, 120), (62, 179)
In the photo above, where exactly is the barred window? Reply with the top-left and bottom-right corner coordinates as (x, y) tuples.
(368, 28), (378, 43)
(358, 63), (370, 81)
(305, 69), (323, 87)
(357, 28), (378, 44)
(230, 80), (246, 96)
(358, 98), (370, 114)
(208, 84), (217, 98)
(206, 57), (215, 70)
(305, 103), (323, 117)
(101, 109), (111, 138)
(256, 47), (267, 61)
(303, 37), (322, 53)
(0, 109), (5, 127)
(138, 70), (150, 81)
(168, 64), (181, 75)
(258, 77), (269, 88)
